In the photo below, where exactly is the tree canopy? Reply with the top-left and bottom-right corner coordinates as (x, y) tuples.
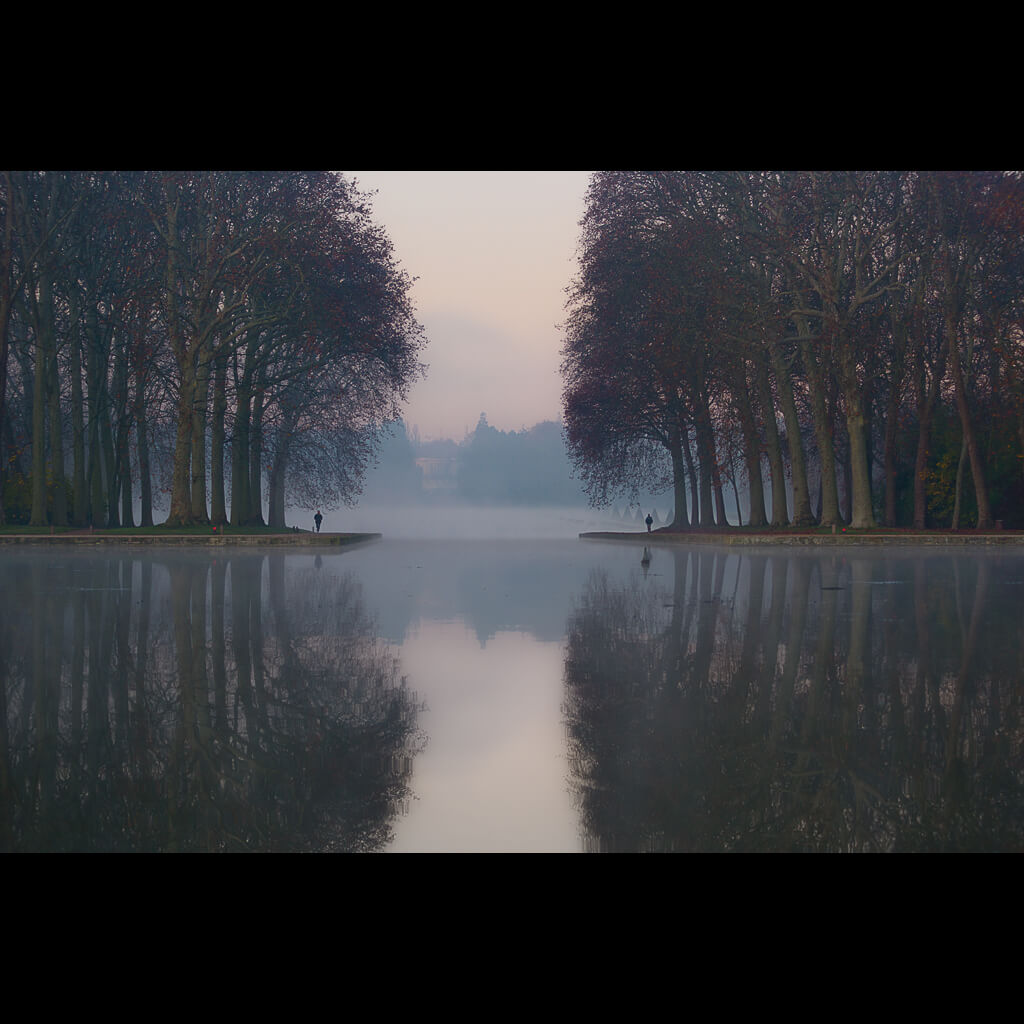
(0, 171), (426, 528)
(562, 171), (1024, 530)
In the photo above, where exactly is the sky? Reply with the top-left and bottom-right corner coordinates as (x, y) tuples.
(347, 171), (592, 441)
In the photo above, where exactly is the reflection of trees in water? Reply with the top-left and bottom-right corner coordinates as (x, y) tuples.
(563, 549), (1024, 851)
(0, 551), (423, 851)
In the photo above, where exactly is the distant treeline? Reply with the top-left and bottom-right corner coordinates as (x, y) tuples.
(361, 415), (592, 506)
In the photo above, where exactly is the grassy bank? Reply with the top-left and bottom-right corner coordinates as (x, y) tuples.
(0, 523), (300, 536)
(582, 524), (1024, 546)
(0, 524), (380, 546)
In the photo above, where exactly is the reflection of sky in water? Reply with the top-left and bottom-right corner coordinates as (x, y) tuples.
(324, 537), (646, 644)
(320, 537), (648, 852)
(385, 624), (576, 852)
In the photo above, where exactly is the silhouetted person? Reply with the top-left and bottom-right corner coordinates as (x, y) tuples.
(314, 510), (323, 533)
(645, 513), (653, 533)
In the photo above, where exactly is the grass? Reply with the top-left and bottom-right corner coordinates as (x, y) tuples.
(0, 522), (310, 536)
(653, 522), (1020, 536)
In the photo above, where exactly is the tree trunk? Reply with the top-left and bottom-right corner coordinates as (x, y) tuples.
(69, 312), (86, 526)
(882, 389), (900, 528)
(100, 357), (119, 527)
(0, 175), (14, 526)
(110, 334), (132, 528)
(29, 320), (47, 526)
(836, 326), (876, 529)
(844, 403), (875, 528)
(799, 331), (842, 526)
(742, 430), (767, 527)
(1019, 414), (1024, 488)
(729, 451), (743, 527)
(84, 301), (106, 527)
(267, 401), (297, 529)
(841, 446), (852, 525)
(912, 339), (947, 530)
(771, 340), (814, 526)
(669, 422), (689, 528)
(951, 435), (968, 529)
(119, 439), (133, 527)
(135, 371), (153, 527)
(712, 454), (728, 526)
(752, 350), (788, 525)
(209, 351), (227, 526)
(882, 313), (909, 528)
(268, 440), (289, 528)
(43, 278), (68, 527)
(230, 386), (251, 527)
(189, 347), (212, 524)
(734, 365), (767, 528)
(695, 400), (715, 527)
(944, 293), (992, 528)
(683, 428), (699, 526)
(167, 363), (196, 525)
(247, 376), (266, 526)
(912, 414), (933, 531)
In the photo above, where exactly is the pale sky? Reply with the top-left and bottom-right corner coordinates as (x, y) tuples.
(347, 171), (591, 441)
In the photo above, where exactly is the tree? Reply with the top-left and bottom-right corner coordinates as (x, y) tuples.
(563, 172), (736, 527)
(137, 171), (424, 527)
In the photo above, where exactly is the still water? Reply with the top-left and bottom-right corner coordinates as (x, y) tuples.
(2, 537), (1023, 851)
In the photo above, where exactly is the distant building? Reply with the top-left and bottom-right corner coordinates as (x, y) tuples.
(415, 457), (458, 494)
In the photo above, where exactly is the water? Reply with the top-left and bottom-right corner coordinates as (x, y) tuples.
(2, 536), (1023, 851)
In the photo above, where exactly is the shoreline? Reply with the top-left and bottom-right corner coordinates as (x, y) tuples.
(0, 531), (381, 547)
(4, 528), (1023, 548)
(580, 529), (1024, 547)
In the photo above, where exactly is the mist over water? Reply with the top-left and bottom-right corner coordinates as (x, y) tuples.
(326, 502), (648, 540)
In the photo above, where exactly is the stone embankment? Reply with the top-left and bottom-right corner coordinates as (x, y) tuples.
(0, 532), (380, 547)
(580, 530), (1024, 547)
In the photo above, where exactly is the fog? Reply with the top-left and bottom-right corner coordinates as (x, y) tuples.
(323, 502), (652, 540)
(131, 499), (663, 539)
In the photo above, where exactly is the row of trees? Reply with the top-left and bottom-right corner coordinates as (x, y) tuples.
(562, 172), (1024, 529)
(0, 171), (426, 528)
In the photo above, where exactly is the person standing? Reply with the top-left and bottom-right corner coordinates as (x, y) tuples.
(645, 513), (653, 533)
(314, 510), (323, 533)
